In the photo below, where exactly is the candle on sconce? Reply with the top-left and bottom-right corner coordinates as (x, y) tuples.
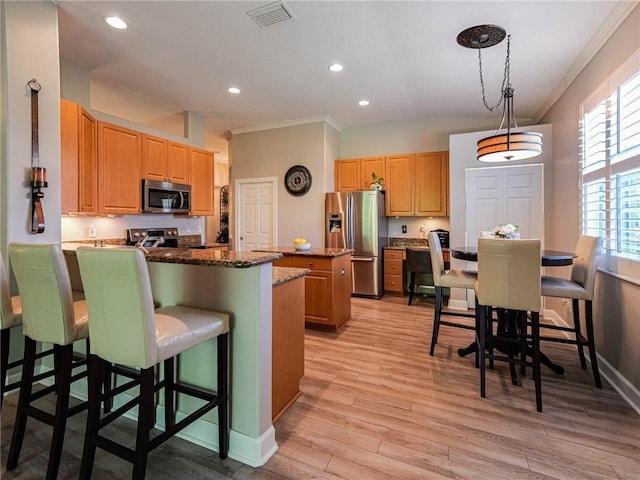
(31, 166), (47, 187)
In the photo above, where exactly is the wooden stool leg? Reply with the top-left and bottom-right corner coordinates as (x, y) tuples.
(79, 355), (104, 480)
(1, 328), (10, 410)
(408, 273), (416, 306)
(46, 344), (73, 480)
(132, 367), (155, 480)
(164, 358), (175, 429)
(584, 300), (602, 388)
(217, 333), (229, 459)
(429, 286), (442, 356)
(572, 299), (587, 369)
(6, 337), (37, 470)
(478, 305), (487, 398)
(531, 312), (542, 412)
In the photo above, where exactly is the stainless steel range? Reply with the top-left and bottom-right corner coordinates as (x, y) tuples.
(126, 227), (179, 248)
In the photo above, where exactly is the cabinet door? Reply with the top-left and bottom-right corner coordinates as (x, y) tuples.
(303, 270), (333, 325)
(385, 154), (414, 216)
(168, 142), (190, 184)
(360, 157), (385, 190)
(335, 159), (360, 191)
(98, 122), (142, 214)
(415, 151), (448, 216)
(190, 147), (214, 215)
(61, 100), (97, 214)
(141, 134), (167, 182)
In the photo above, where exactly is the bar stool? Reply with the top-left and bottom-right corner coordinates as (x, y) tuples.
(475, 238), (543, 412)
(540, 235), (604, 388)
(6, 243), (90, 479)
(76, 246), (230, 480)
(406, 247), (433, 306)
(427, 232), (477, 356)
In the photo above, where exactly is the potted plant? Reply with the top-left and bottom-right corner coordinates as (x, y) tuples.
(365, 172), (384, 191)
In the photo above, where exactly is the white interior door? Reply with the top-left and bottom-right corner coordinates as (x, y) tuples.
(236, 178), (277, 252)
(465, 164), (544, 246)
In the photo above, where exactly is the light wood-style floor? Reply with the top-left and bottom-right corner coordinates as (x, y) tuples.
(1, 295), (639, 479)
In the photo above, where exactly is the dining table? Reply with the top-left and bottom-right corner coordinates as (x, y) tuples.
(450, 246), (576, 382)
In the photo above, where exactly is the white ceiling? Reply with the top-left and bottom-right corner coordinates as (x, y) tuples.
(56, 0), (637, 155)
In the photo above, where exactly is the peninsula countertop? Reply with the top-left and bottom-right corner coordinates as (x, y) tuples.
(62, 243), (282, 268)
(272, 266), (310, 286)
(253, 246), (353, 258)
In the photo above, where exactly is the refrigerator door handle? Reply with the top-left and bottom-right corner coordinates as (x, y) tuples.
(351, 257), (374, 262)
(347, 193), (354, 250)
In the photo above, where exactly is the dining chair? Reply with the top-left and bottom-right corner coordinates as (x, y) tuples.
(427, 232), (476, 356)
(475, 238), (543, 412)
(76, 246), (230, 479)
(405, 248), (433, 306)
(6, 243), (91, 479)
(540, 235), (604, 388)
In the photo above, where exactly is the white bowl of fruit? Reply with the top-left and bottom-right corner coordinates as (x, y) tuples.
(293, 238), (311, 251)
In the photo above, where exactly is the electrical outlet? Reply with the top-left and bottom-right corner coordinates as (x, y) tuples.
(419, 224), (426, 233)
(88, 225), (97, 238)
(186, 225), (192, 233)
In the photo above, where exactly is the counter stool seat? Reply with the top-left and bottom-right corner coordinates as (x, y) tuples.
(76, 246), (230, 480)
(6, 243), (91, 480)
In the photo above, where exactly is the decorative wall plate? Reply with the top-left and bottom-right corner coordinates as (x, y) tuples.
(284, 165), (312, 196)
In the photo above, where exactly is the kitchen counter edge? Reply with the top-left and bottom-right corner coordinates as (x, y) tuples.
(62, 243), (283, 268)
(272, 267), (310, 286)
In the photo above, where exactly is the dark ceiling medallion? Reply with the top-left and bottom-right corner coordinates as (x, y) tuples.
(456, 24), (506, 49)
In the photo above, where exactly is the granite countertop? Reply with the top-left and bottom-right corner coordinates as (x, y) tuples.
(272, 267), (310, 286)
(254, 246), (353, 258)
(62, 243), (282, 268)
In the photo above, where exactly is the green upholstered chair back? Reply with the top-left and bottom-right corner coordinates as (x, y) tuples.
(1, 252), (22, 331)
(571, 235), (603, 300)
(8, 243), (77, 345)
(76, 247), (158, 369)
(428, 232), (445, 285)
(476, 238), (541, 313)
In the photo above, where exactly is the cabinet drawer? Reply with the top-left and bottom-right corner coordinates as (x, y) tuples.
(384, 258), (403, 276)
(384, 249), (404, 260)
(384, 275), (404, 292)
(291, 256), (332, 271)
(273, 257), (292, 267)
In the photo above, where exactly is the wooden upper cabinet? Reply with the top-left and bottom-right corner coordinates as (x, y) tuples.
(61, 99), (97, 214)
(385, 151), (449, 217)
(360, 157), (385, 190)
(335, 157), (386, 191)
(167, 142), (190, 184)
(415, 151), (448, 216)
(142, 135), (190, 184)
(385, 154), (415, 216)
(335, 159), (360, 191)
(189, 147), (214, 215)
(98, 121), (142, 214)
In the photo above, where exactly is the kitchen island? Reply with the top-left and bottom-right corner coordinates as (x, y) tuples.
(254, 247), (353, 331)
(63, 245), (283, 467)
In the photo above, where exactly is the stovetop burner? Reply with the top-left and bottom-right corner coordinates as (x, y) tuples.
(126, 227), (179, 248)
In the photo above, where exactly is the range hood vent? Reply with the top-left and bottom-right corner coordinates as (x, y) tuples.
(247, 1), (296, 29)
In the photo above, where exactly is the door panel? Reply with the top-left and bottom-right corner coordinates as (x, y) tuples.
(238, 180), (275, 251)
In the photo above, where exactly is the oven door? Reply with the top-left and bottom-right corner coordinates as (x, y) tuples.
(142, 180), (191, 213)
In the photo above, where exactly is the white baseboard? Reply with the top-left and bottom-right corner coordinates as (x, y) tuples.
(448, 299), (471, 311)
(543, 308), (640, 415)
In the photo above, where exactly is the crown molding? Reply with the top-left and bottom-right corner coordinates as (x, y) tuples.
(535, 0), (639, 121)
(230, 115), (343, 135)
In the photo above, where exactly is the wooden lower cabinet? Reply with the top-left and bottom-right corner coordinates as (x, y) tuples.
(384, 249), (404, 293)
(280, 254), (352, 330)
(272, 275), (305, 421)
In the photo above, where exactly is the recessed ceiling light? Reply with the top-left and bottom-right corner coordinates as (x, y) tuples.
(329, 63), (343, 72)
(358, 100), (370, 106)
(228, 87), (241, 94)
(105, 16), (127, 29)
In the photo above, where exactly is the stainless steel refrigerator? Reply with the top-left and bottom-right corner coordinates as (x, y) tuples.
(326, 191), (388, 298)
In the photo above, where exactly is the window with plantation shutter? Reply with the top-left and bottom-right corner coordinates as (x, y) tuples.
(579, 50), (640, 282)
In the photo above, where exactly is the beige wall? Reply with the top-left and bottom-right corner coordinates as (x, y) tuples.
(231, 120), (339, 247)
(540, 5), (640, 399)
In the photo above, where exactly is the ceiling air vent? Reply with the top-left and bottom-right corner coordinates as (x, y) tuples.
(247, 1), (296, 29)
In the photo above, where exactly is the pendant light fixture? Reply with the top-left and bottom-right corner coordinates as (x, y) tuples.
(457, 25), (543, 162)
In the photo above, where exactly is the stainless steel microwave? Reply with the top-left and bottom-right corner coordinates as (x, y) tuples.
(142, 179), (191, 214)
